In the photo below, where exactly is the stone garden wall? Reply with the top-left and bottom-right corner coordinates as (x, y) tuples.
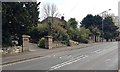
(2, 35), (30, 56)
(2, 46), (22, 55)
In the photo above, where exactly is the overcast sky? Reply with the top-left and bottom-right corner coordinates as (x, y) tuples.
(37, 0), (120, 22)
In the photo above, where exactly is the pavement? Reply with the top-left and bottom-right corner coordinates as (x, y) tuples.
(2, 42), (104, 66)
(2, 42), (118, 70)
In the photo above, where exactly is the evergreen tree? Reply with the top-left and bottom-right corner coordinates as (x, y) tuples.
(2, 2), (40, 47)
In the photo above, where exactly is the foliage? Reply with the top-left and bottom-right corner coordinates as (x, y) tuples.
(30, 23), (70, 45)
(103, 16), (119, 41)
(67, 18), (78, 43)
(76, 27), (90, 43)
(81, 14), (118, 41)
(81, 14), (102, 31)
(38, 24), (49, 39)
(38, 37), (45, 48)
(29, 27), (39, 43)
(2, 32), (13, 47)
(81, 14), (95, 28)
(67, 27), (77, 41)
(81, 14), (102, 42)
(67, 27), (90, 43)
(29, 24), (48, 43)
(59, 20), (68, 30)
(67, 17), (91, 43)
(94, 15), (102, 29)
(38, 24), (49, 33)
(51, 24), (70, 45)
(68, 18), (78, 29)
(78, 27), (91, 39)
(2, 2), (40, 47)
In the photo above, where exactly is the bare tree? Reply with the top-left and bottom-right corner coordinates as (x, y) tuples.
(42, 3), (60, 19)
(43, 3), (50, 18)
(51, 4), (58, 17)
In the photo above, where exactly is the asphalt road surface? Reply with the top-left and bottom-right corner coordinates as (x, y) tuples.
(2, 42), (119, 70)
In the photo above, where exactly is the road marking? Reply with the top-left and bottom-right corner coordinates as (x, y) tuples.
(50, 55), (88, 70)
(91, 49), (102, 53)
(59, 57), (62, 59)
(67, 47), (71, 48)
(94, 49), (101, 53)
(104, 59), (111, 62)
(58, 55), (72, 59)
(2, 56), (49, 67)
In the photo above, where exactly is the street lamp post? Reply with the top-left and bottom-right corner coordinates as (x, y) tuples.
(118, 17), (120, 38)
(100, 9), (111, 42)
(21, 25), (24, 52)
(102, 17), (104, 42)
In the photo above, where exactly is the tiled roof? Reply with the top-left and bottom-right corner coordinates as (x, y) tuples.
(40, 17), (66, 24)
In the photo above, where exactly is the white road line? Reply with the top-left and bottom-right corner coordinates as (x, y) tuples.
(67, 47), (71, 48)
(91, 49), (102, 53)
(2, 56), (49, 67)
(59, 57), (62, 59)
(58, 55), (72, 59)
(104, 59), (111, 62)
(94, 49), (101, 53)
(50, 55), (88, 70)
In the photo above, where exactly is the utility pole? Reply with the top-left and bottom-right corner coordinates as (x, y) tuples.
(100, 9), (111, 42)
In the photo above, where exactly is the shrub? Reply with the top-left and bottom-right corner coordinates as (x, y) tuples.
(29, 24), (48, 43)
(29, 27), (40, 43)
(38, 37), (45, 48)
(80, 38), (88, 44)
(51, 25), (69, 42)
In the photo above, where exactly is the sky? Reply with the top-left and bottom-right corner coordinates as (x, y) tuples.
(37, 0), (120, 23)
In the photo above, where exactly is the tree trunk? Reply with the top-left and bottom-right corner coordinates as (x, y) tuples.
(106, 39), (109, 42)
(95, 36), (97, 42)
(110, 39), (112, 42)
(18, 35), (23, 46)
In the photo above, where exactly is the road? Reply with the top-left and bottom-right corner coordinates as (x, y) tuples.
(2, 42), (118, 70)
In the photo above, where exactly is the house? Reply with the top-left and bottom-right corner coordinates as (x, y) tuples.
(38, 16), (67, 29)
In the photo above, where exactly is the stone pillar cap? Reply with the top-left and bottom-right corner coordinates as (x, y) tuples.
(45, 36), (53, 38)
(22, 35), (30, 38)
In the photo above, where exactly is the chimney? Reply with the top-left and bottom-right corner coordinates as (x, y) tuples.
(61, 16), (64, 21)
